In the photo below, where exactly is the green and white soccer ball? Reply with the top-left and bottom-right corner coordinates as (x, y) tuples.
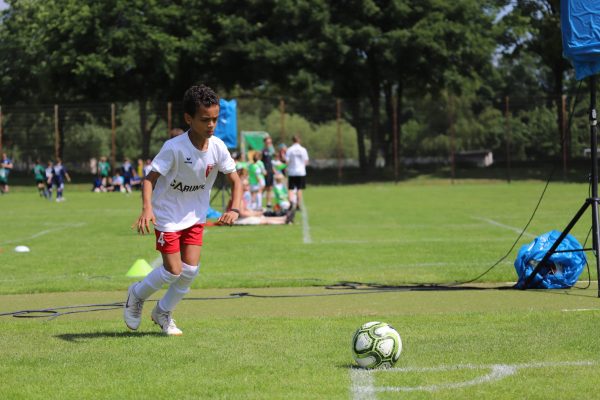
(351, 321), (402, 369)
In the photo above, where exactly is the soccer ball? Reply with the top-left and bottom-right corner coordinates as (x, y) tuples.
(351, 321), (402, 369)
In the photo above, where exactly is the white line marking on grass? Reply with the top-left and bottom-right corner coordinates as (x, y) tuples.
(349, 369), (376, 400)
(473, 217), (536, 239)
(317, 238), (511, 244)
(301, 199), (312, 244)
(562, 308), (600, 312)
(349, 361), (595, 399)
(0, 223), (86, 246)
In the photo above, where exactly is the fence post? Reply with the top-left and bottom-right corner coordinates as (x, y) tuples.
(0, 105), (3, 155)
(336, 99), (343, 182)
(111, 103), (116, 170)
(562, 94), (568, 180)
(279, 98), (286, 143)
(505, 96), (511, 183)
(448, 94), (455, 184)
(392, 95), (399, 183)
(167, 101), (172, 136)
(54, 104), (59, 160)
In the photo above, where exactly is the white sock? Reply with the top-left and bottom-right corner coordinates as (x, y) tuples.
(133, 265), (179, 300)
(158, 263), (199, 311)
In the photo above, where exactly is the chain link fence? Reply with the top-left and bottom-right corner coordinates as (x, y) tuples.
(0, 91), (594, 183)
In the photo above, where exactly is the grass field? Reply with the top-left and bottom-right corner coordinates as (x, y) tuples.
(1, 179), (599, 399)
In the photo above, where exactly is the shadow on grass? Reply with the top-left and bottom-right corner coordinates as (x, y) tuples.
(55, 331), (164, 343)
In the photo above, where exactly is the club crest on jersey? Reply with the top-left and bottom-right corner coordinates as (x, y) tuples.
(205, 164), (215, 177)
(170, 179), (205, 192)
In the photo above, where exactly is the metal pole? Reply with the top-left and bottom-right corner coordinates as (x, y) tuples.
(0, 106), (3, 155)
(505, 96), (511, 183)
(562, 94), (568, 180)
(54, 104), (59, 160)
(449, 94), (455, 184)
(111, 103), (116, 171)
(589, 75), (600, 298)
(167, 101), (172, 136)
(336, 99), (343, 182)
(392, 95), (399, 183)
(279, 98), (286, 143)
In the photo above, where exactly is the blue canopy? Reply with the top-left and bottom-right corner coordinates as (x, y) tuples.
(561, 0), (600, 80)
(214, 99), (237, 149)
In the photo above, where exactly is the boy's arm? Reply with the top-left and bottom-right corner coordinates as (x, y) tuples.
(217, 171), (242, 226)
(135, 171), (160, 234)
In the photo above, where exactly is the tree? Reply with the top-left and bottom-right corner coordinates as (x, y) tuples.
(0, 0), (186, 158)
(499, 0), (572, 160)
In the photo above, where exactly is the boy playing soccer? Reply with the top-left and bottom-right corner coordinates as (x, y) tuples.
(124, 85), (242, 336)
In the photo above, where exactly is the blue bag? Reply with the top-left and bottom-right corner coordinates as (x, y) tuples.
(514, 230), (586, 289)
(206, 207), (222, 219)
(561, 0), (600, 80)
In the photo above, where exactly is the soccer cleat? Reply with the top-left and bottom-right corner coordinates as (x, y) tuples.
(151, 304), (183, 336)
(123, 283), (144, 330)
(285, 208), (296, 224)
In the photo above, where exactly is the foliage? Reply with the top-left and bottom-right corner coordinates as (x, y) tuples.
(0, 0), (580, 166)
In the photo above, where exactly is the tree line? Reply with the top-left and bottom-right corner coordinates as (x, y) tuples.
(0, 0), (586, 167)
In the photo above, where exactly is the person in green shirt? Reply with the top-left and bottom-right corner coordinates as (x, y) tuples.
(98, 156), (111, 187)
(0, 165), (6, 194)
(248, 152), (266, 210)
(33, 159), (48, 198)
(273, 173), (290, 211)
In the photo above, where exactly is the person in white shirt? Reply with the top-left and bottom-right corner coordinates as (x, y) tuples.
(285, 135), (309, 210)
(124, 84), (242, 336)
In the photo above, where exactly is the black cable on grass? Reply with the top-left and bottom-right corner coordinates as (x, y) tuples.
(2, 283), (509, 320)
(0, 295), (244, 320)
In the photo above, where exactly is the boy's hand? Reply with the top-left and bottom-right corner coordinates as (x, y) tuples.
(217, 210), (239, 226)
(134, 209), (156, 234)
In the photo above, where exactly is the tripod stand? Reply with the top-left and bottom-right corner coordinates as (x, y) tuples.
(520, 75), (600, 297)
(210, 173), (231, 211)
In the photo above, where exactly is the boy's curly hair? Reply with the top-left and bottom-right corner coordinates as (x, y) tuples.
(183, 85), (219, 116)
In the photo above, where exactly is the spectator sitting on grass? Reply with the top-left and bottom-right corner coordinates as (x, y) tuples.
(231, 179), (294, 225)
(111, 171), (124, 192)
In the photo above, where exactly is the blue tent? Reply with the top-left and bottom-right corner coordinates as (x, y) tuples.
(214, 99), (237, 149)
(561, 0), (600, 80)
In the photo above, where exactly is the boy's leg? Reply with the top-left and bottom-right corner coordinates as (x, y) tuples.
(152, 227), (202, 336)
(158, 245), (201, 312)
(124, 261), (179, 331)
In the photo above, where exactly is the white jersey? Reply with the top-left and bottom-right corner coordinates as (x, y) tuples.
(151, 133), (235, 231)
(285, 143), (309, 176)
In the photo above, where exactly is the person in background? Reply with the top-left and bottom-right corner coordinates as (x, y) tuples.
(143, 158), (153, 178)
(285, 135), (309, 210)
(121, 157), (134, 193)
(272, 173), (290, 211)
(0, 162), (7, 194)
(248, 152), (266, 210)
(169, 128), (184, 138)
(51, 158), (71, 202)
(1, 152), (13, 193)
(276, 143), (287, 175)
(110, 171), (124, 192)
(262, 136), (276, 209)
(98, 156), (111, 188)
(45, 160), (54, 200)
(33, 159), (48, 198)
(136, 158), (144, 179)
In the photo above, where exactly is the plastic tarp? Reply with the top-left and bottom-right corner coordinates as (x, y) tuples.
(214, 99), (237, 148)
(514, 230), (586, 289)
(561, 0), (600, 80)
